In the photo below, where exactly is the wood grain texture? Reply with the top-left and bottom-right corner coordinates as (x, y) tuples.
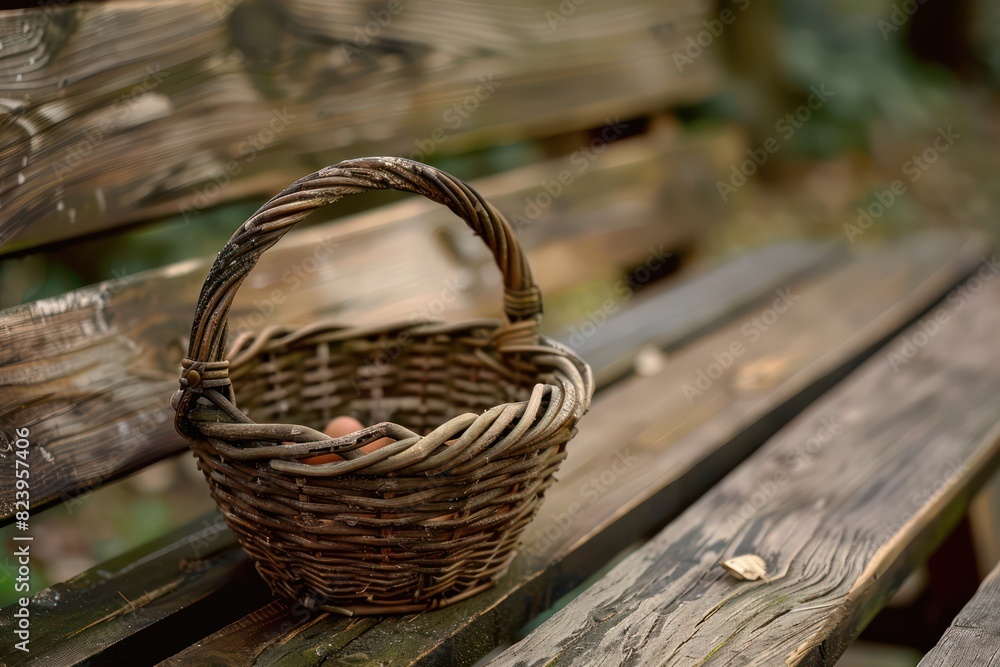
(0, 0), (719, 252)
(0, 231), (851, 667)
(0, 137), (715, 523)
(571, 240), (844, 386)
(918, 562), (1000, 666)
(0, 514), (271, 667)
(157, 232), (987, 667)
(491, 246), (1000, 667)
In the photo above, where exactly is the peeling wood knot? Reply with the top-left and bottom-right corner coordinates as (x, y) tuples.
(183, 369), (201, 388)
(173, 359), (236, 437)
(178, 358), (232, 393)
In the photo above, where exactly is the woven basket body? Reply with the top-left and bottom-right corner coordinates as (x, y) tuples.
(173, 158), (593, 616)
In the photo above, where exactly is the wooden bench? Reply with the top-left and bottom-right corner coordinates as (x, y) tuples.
(489, 243), (1000, 666)
(3, 228), (994, 665)
(3, 1), (1000, 666)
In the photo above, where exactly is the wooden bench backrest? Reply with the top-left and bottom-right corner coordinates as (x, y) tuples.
(1, 0), (718, 253)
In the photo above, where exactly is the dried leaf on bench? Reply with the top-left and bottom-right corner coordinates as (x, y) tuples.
(721, 554), (770, 582)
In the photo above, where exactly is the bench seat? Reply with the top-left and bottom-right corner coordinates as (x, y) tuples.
(1, 232), (984, 666)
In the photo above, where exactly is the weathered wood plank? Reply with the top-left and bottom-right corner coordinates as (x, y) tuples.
(0, 513), (268, 667)
(0, 231), (850, 667)
(572, 240), (843, 385)
(0, 138), (716, 523)
(158, 232), (987, 667)
(0, 0), (719, 252)
(491, 248), (1000, 667)
(918, 561), (1000, 666)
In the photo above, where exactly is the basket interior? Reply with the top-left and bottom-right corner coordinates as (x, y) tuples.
(229, 323), (539, 437)
(198, 321), (576, 614)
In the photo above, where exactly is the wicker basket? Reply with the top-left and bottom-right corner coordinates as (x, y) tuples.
(172, 157), (593, 616)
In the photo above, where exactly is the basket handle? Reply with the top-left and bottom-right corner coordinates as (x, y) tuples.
(183, 157), (541, 368)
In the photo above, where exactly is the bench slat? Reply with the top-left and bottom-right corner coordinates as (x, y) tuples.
(1, 0), (718, 252)
(490, 248), (1000, 667)
(154, 232), (986, 667)
(0, 138), (713, 523)
(0, 512), (264, 666)
(918, 560), (1000, 666)
(573, 241), (842, 386)
(0, 232), (852, 660)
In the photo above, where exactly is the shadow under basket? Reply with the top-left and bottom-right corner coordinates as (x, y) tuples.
(173, 157), (593, 616)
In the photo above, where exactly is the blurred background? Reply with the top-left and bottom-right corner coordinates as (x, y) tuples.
(2, 0), (1000, 663)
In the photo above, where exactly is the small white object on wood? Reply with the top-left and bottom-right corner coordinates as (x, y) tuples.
(721, 554), (771, 583)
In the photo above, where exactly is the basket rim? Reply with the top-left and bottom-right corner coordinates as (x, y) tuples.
(180, 322), (592, 478)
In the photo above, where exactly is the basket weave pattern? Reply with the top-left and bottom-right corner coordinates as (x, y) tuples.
(173, 157), (593, 615)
